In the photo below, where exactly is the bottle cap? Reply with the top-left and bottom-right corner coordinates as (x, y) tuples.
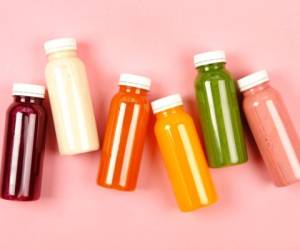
(119, 73), (151, 90)
(237, 70), (269, 92)
(44, 38), (77, 55)
(13, 83), (46, 98)
(151, 94), (183, 114)
(194, 50), (226, 68)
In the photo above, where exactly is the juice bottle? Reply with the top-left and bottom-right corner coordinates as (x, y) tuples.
(194, 50), (248, 168)
(152, 94), (217, 212)
(238, 70), (300, 186)
(97, 74), (151, 191)
(1, 83), (47, 201)
(44, 38), (99, 155)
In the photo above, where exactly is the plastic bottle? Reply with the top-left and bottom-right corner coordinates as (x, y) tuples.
(194, 50), (248, 168)
(44, 38), (99, 155)
(238, 70), (300, 186)
(97, 74), (151, 191)
(152, 94), (217, 212)
(1, 83), (47, 201)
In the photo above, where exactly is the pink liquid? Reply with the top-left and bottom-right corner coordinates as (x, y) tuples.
(243, 83), (300, 186)
(1, 96), (47, 200)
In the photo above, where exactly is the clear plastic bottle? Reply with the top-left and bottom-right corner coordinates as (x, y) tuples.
(152, 94), (217, 212)
(194, 50), (248, 168)
(1, 83), (47, 201)
(238, 70), (300, 186)
(44, 38), (99, 155)
(97, 74), (151, 191)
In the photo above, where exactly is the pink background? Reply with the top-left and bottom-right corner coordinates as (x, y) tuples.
(0, 0), (300, 249)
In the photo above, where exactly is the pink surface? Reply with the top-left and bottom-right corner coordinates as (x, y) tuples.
(0, 0), (300, 249)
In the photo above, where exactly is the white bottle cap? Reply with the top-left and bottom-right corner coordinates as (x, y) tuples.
(44, 38), (77, 55)
(194, 50), (226, 68)
(119, 73), (151, 90)
(151, 94), (183, 114)
(13, 83), (46, 98)
(237, 70), (269, 92)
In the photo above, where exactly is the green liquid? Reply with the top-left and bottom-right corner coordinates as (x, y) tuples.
(195, 62), (248, 168)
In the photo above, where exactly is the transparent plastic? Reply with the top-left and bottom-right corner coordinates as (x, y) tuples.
(1, 96), (47, 201)
(45, 50), (99, 155)
(154, 105), (217, 212)
(243, 83), (300, 186)
(97, 86), (150, 191)
(195, 62), (248, 167)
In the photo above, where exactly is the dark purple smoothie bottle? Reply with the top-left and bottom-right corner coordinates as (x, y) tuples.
(1, 83), (47, 201)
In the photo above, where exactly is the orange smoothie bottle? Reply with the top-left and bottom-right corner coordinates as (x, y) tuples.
(97, 74), (151, 191)
(152, 94), (218, 212)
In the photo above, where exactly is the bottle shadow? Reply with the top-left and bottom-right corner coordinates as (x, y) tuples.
(77, 41), (118, 183)
(78, 41), (116, 143)
(139, 78), (176, 210)
(40, 86), (60, 199)
(0, 84), (12, 191)
(243, 118), (269, 182)
(227, 53), (270, 183)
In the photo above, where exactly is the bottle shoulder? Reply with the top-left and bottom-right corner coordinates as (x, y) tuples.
(155, 111), (193, 129)
(45, 56), (85, 72)
(111, 91), (149, 106)
(243, 86), (280, 106)
(195, 69), (233, 85)
(7, 102), (46, 117)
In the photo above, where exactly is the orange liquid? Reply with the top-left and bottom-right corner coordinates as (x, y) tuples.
(97, 86), (150, 191)
(154, 106), (217, 211)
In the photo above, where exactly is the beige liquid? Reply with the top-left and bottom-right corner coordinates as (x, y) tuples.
(45, 50), (99, 155)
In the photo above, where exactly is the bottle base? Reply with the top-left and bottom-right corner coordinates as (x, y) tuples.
(273, 178), (300, 187)
(208, 158), (248, 168)
(179, 197), (218, 212)
(59, 145), (100, 155)
(97, 181), (136, 192)
(1, 194), (39, 201)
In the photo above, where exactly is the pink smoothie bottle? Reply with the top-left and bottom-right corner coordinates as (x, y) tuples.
(238, 70), (300, 186)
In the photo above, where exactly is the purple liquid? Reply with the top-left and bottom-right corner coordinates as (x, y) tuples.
(1, 96), (47, 201)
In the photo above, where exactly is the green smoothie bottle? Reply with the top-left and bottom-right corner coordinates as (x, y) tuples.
(194, 50), (247, 168)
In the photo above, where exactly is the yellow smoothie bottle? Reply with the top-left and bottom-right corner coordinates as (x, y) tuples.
(44, 38), (99, 155)
(151, 94), (217, 212)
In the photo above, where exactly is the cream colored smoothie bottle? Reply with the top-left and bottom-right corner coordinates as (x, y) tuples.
(44, 38), (99, 155)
